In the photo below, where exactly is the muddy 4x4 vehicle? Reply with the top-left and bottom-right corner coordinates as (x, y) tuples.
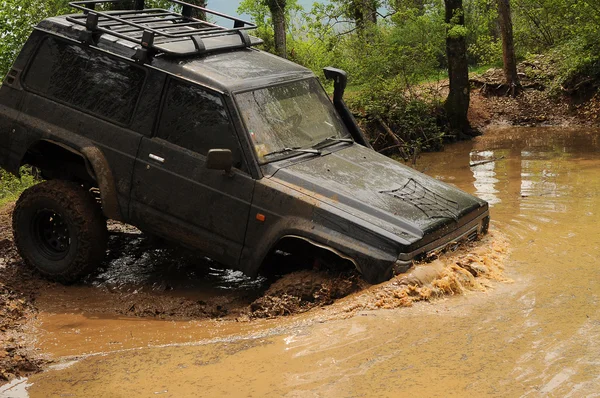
(0, 0), (489, 284)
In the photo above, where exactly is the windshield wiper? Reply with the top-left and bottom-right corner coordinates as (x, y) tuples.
(313, 135), (354, 148)
(264, 147), (322, 158)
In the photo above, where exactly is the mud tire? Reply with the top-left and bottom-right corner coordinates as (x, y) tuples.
(12, 180), (108, 283)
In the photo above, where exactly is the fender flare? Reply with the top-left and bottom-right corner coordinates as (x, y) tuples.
(278, 234), (360, 271)
(243, 214), (396, 275)
(80, 145), (123, 221)
(23, 140), (123, 221)
(246, 217), (398, 283)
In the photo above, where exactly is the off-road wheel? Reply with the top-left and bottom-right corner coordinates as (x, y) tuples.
(12, 180), (108, 283)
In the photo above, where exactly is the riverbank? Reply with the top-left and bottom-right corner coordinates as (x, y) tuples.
(469, 64), (600, 128)
(346, 61), (600, 163)
(0, 205), (43, 382)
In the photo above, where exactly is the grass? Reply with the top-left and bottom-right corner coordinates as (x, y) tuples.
(0, 192), (21, 207)
(0, 168), (37, 207)
(468, 64), (498, 75)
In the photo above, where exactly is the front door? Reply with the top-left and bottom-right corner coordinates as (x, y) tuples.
(129, 77), (255, 267)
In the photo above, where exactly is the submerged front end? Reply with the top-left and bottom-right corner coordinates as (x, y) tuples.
(266, 143), (490, 283)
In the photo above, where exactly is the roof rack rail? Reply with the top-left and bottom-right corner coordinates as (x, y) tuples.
(66, 0), (259, 62)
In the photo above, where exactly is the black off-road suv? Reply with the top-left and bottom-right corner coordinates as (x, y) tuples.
(0, 0), (489, 284)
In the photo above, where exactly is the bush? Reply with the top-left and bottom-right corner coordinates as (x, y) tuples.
(0, 167), (37, 205)
(346, 76), (446, 161)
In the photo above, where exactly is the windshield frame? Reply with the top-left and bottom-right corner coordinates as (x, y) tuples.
(232, 77), (352, 165)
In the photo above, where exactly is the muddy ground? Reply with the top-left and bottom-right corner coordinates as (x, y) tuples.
(0, 199), (508, 384)
(0, 205), (44, 382)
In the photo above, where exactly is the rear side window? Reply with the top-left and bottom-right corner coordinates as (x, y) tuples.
(24, 37), (145, 125)
(156, 79), (244, 167)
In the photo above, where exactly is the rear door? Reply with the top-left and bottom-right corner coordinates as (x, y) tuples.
(129, 77), (255, 267)
(18, 35), (149, 220)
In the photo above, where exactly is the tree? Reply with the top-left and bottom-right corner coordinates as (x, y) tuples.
(325, 0), (378, 34)
(186, 0), (207, 20)
(0, 0), (72, 79)
(497, 0), (520, 96)
(238, 0), (303, 58)
(350, 0), (378, 30)
(266, 0), (287, 58)
(392, 0), (427, 15)
(444, 0), (475, 138)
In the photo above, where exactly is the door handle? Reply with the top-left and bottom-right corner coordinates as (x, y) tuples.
(149, 153), (165, 163)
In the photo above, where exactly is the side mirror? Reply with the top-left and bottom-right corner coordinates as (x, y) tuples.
(206, 149), (233, 173)
(323, 67), (347, 103)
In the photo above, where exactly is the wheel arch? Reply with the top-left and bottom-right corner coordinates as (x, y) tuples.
(256, 234), (361, 277)
(277, 235), (359, 268)
(20, 140), (123, 221)
(243, 215), (399, 284)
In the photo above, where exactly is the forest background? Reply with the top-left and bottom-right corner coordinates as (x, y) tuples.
(0, 0), (598, 169)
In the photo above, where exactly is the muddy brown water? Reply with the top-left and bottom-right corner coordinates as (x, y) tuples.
(3, 126), (600, 397)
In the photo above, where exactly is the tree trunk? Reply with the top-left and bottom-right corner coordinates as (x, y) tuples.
(352, 0), (377, 31)
(444, 0), (474, 138)
(267, 0), (287, 58)
(363, 0), (377, 25)
(497, 0), (520, 96)
(352, 1), (365, 29)
(188, 0), (207, 20)
(109, 0), (136, 10)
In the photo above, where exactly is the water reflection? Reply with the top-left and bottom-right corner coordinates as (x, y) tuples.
(470, 150), (501, 205)
(464, 127), (600, 218)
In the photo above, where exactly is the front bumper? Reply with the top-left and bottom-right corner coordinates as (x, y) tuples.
(392, 211), (490, 275)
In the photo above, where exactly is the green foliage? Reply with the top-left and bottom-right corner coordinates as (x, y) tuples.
(0, 167), (37, 205)
(510, 0), (600, 93)
(544, 40), (600, 95)
(0, 0), (598, 156)
(447, 25), (468, 39)
(468, 34), (502, 66)
(0, 0), (72, 79)
(347, 76), (446, 157)
(450, 0), (504, 66)
(512, 0), (600, 51)
(238, 0), (301, 55)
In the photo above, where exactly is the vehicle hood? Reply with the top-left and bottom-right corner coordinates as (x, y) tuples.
(269, 144), (487, 242)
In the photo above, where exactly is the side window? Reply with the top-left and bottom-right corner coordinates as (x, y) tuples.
(156, 79), (245, 169)
(24, 37), (145, 125)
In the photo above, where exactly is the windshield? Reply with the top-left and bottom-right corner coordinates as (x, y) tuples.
(236, 79), (351, 163)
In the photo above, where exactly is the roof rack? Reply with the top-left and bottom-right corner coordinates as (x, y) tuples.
(66, 0), (260, 62)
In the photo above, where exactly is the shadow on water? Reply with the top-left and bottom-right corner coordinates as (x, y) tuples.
(92, 225), (267, 295)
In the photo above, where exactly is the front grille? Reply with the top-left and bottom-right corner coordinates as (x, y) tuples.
(466, 229), (479, 242)
(422, 227), (480, 260)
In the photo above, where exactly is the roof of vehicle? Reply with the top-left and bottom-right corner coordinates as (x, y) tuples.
(36, 12), (314, 93)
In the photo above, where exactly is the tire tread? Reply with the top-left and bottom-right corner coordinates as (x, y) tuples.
(12, 180), (108, 283)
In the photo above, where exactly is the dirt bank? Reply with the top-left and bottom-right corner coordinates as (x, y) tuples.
(468, 59), (600, 128)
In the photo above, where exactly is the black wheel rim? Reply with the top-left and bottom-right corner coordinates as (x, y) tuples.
(32, 209), (71, 260)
